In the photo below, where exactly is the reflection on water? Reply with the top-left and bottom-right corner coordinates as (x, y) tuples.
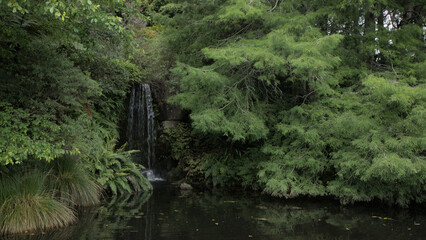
(9, 183), (426, 240)
(143, 169), (165, 182)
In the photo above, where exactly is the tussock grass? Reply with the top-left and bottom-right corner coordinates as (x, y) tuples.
(0, 172), (76, 235)
(47, 155), (101, 207)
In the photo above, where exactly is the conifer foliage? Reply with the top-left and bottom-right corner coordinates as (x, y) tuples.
(159, 0), (425, 205)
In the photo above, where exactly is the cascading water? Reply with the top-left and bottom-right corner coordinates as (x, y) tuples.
(126, 83), (163, 181)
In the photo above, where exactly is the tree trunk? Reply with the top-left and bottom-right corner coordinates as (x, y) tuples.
(400, 1), (424, 27)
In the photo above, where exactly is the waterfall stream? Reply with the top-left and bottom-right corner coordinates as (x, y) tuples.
(126, 83), (163, 181)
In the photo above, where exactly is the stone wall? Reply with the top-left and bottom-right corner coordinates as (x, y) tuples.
(152, 85), (188, 176)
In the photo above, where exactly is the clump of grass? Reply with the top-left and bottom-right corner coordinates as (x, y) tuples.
(0, 172), (76, 235)
(47, 154), (101, 207)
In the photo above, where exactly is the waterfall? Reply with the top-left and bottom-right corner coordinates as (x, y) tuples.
(126, 83), (163, 181)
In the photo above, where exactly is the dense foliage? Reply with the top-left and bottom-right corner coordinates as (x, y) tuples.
(0, 0), (151, 185)
(155, 0), (425, 206)
(0, 0), (425, 235)
(0, 0), (152, 234)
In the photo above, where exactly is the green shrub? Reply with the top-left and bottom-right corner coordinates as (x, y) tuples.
(0, 103), (67, 165)
(165, 123), (205, 182)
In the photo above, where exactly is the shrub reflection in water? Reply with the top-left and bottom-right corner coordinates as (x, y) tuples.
(11, 184), (426, 240)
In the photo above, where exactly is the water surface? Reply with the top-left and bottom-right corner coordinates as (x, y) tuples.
(13, 183), (426, 240)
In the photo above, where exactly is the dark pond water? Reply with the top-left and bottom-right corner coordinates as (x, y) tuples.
(9, 183), (426, 240)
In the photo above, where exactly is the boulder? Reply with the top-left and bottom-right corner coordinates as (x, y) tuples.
(180, 182), (193, 190)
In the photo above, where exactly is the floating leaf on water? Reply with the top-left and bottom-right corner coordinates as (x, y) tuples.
(284, 206), (303, 210)
(372, 216), (394, 220)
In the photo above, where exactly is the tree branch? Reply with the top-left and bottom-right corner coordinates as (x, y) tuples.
(269, 0), (282, 12)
